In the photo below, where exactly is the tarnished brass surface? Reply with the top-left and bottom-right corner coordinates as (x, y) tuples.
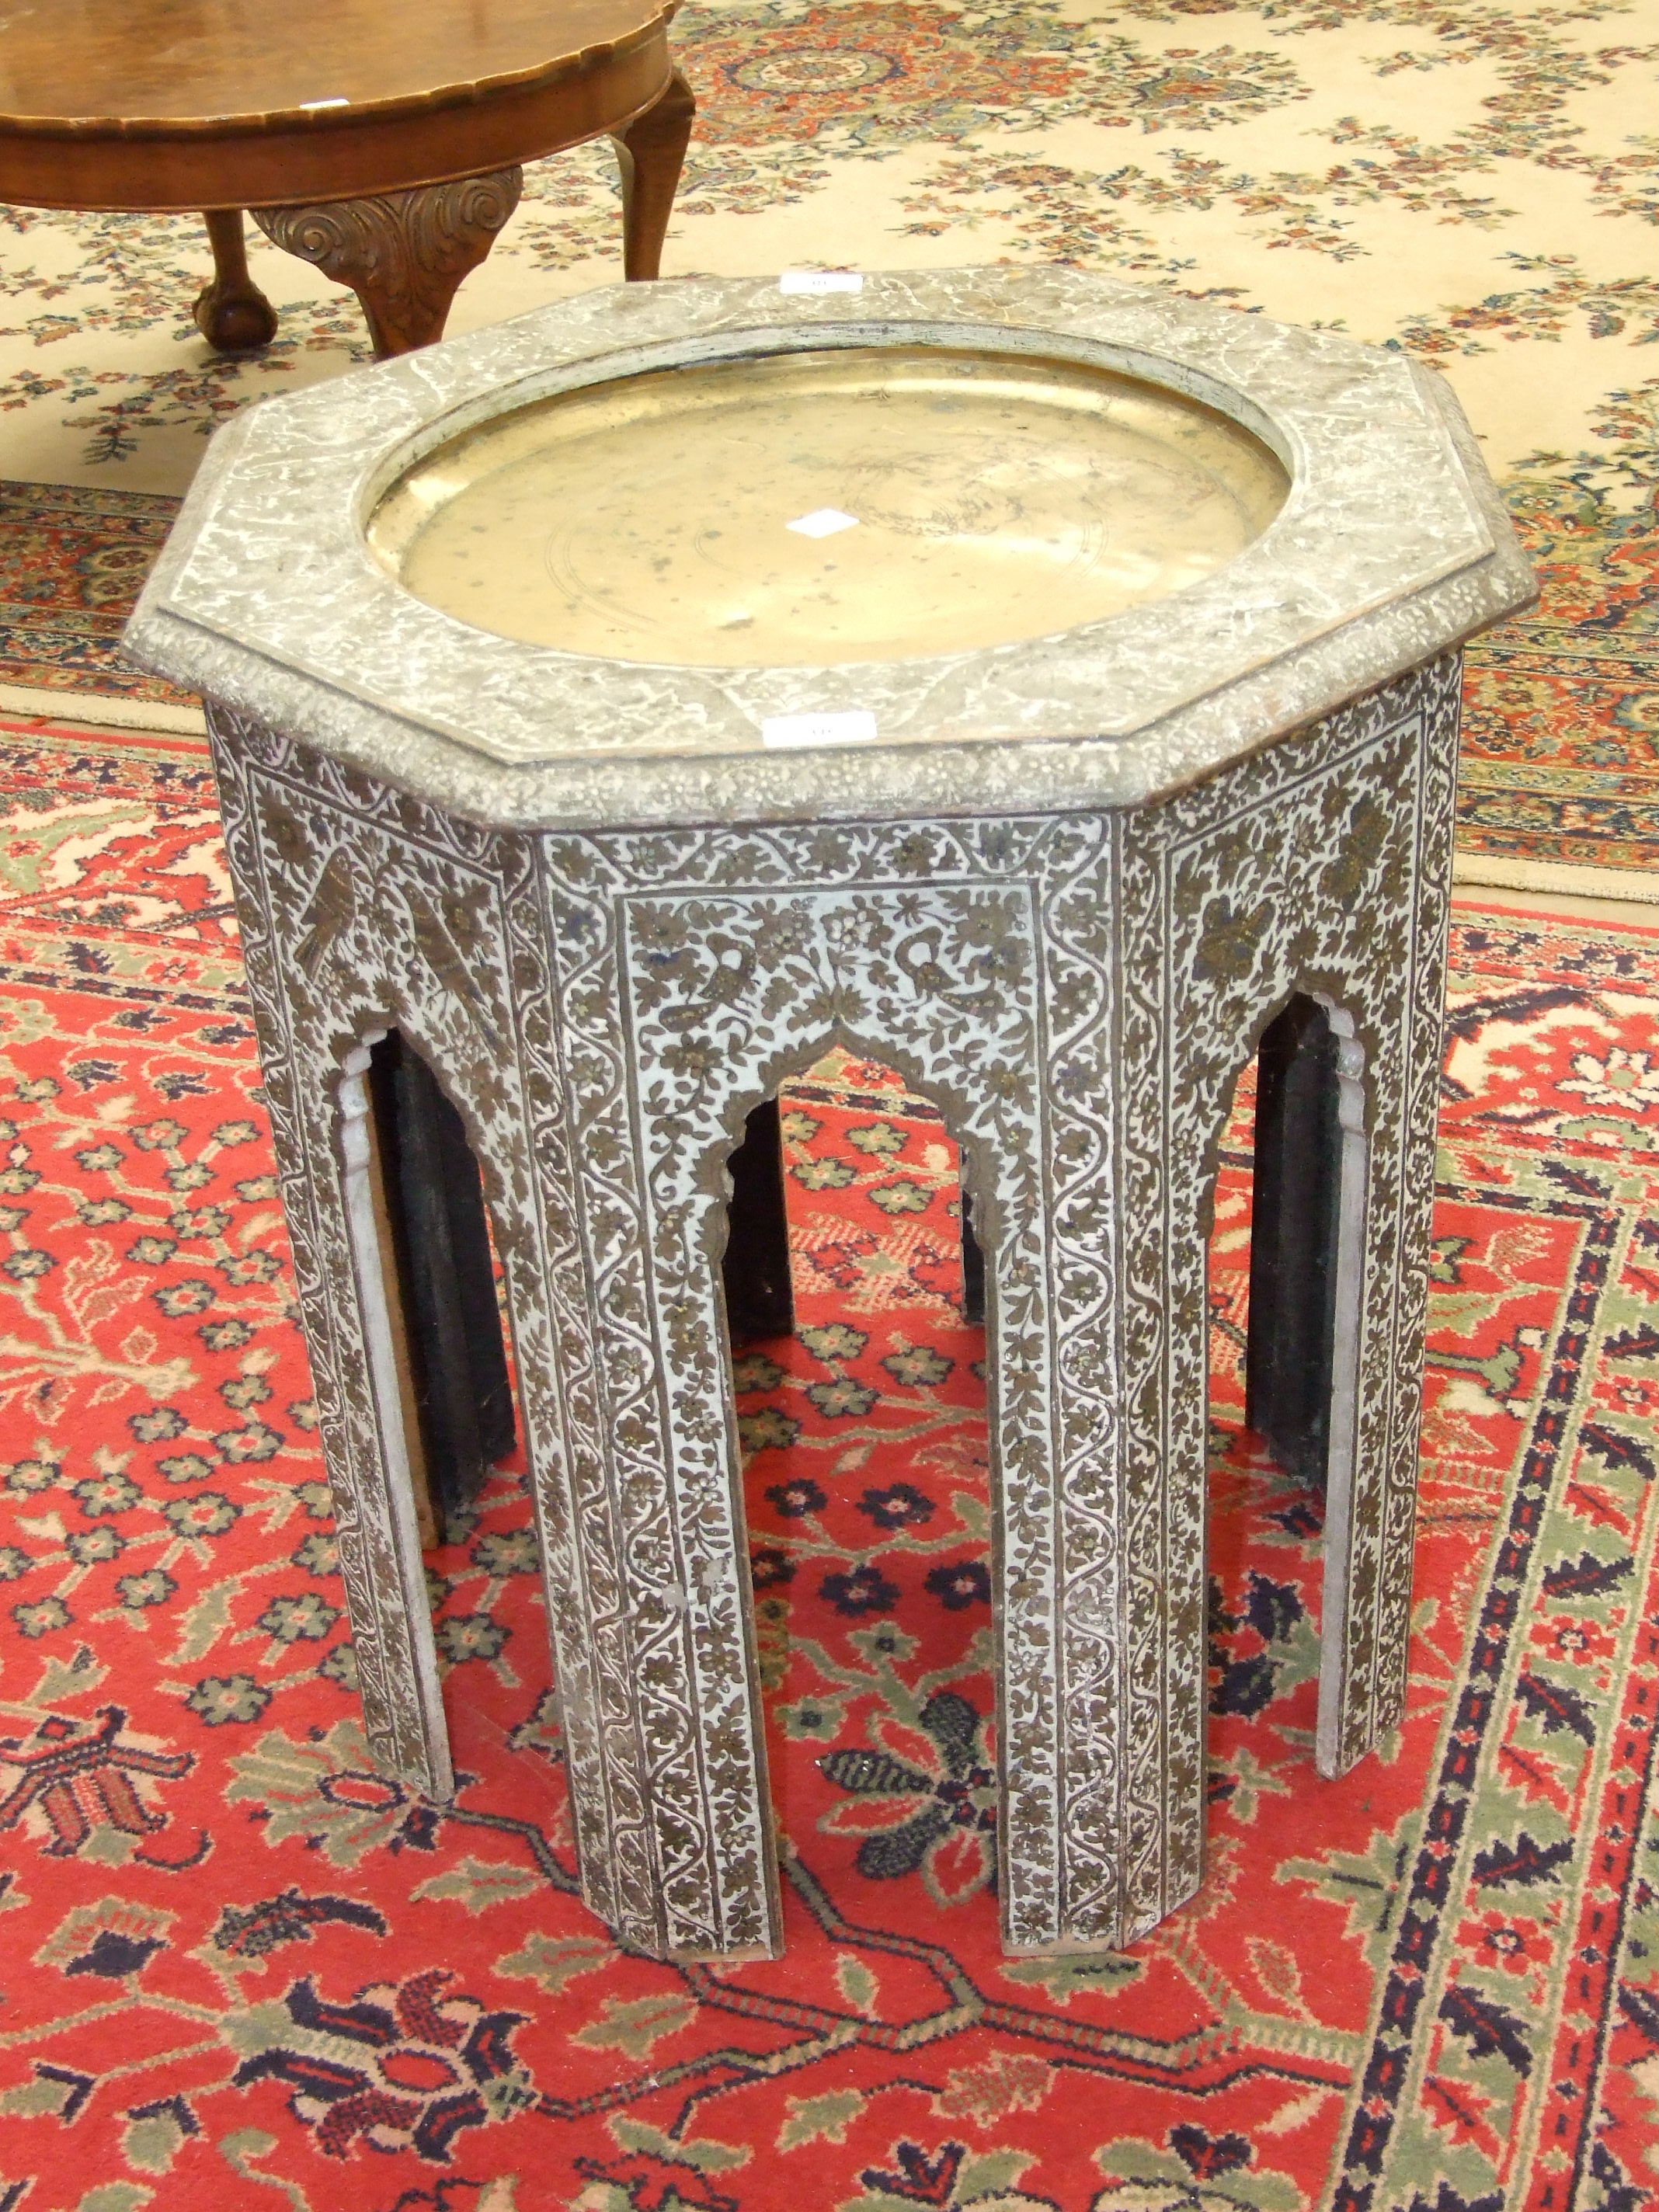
(369, 346), (1289, 667)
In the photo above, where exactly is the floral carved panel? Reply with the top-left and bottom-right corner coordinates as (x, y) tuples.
(1114, 652), (1460, 1937)
(203, 649), (1458, 1960)
(536, 816), (1120, 1955)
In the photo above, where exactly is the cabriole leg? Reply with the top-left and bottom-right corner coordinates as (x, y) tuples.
(611, 66), (695, 280)
(252, 170), (523, 358)
(193, 209), (279, 353)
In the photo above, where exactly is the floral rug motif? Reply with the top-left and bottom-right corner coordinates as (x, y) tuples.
(0, 0), (1654, 877)
(0, 482), (196, 712)
(2, 722), (1658, 2210)
(1459, 390), (1658, 880)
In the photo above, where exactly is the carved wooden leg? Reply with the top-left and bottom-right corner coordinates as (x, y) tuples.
(193, 209), (279, 353)
(611, 66), (695, 280)
(252, 169), (523, 359)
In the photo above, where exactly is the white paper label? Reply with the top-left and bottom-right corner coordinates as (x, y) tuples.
(762, 711), (878, 750)
(786, 507), (860, 538)
(778, 270), (863, 295)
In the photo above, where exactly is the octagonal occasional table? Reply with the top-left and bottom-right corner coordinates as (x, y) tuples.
(125, 270), (1532, 1961)
(0, 0), (693, 358)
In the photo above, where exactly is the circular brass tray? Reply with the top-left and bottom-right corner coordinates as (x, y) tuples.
(368, 344), (1289, 668)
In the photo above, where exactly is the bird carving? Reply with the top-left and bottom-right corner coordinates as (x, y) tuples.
(259, 800), (361, 987)
(261, 791), (506, 1050)
(402, 878), (506, 1057)
(294, 847), (360, 986)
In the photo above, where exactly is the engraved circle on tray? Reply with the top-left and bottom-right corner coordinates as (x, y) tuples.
(366, 344), (1290, 669)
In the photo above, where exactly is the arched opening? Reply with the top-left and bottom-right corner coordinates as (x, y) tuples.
(725, 1050), (997, 1917)
(336, 1030), (543, 1786)
(1207, 993), (1365, 1801)
(362, 1031), (515, 1548)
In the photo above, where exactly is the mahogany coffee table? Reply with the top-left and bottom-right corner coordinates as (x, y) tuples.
(0, 0), (694, 358)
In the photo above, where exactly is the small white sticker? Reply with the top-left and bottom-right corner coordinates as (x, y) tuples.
(786, 507), (860, 539)
(778, 270), (863, 295)
(762, 711), (878, 750)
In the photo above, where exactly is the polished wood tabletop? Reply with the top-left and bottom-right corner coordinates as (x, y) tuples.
(0, 0), (693, 360)
(0, 0), (680, 208)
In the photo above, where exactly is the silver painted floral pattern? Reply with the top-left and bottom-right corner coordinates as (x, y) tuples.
(204, 647), (1458, 1959)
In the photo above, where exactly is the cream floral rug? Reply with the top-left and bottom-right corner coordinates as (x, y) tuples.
(0, 0), (1654, 889)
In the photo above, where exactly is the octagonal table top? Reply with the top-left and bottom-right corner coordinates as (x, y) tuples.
(123, 266), (1536, 832)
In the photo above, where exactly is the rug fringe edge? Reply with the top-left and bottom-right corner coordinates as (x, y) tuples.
(0, 680), (207, 736)
(1452, 847), (1657, 906)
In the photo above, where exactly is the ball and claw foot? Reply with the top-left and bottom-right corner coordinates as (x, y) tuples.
(194, 209), (279, 352)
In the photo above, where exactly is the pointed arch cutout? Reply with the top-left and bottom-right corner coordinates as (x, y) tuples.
(1215, 988), (1370, 1782)
(337, 1029), (519, 1538)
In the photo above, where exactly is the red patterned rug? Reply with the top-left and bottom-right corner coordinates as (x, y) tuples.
(2, 720), (1658, 2212)
(0, 484), (197, 714)
(1458, 405), (1659, 881)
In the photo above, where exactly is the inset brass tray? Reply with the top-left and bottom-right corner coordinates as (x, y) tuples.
(368, 346), (1289, 667)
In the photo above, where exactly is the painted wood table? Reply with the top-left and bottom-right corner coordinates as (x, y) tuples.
(0, 0), (693, 357)
(125, 269), (1534, 1962)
